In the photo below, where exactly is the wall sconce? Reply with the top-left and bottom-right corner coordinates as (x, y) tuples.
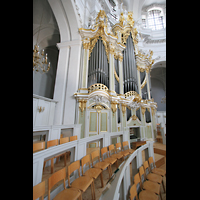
(38, 106), (45, 113)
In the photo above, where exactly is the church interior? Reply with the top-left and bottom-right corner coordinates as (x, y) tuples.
(33, 0), (166, 199)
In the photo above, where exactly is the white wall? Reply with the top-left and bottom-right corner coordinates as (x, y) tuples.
(151, 78), (165, 111)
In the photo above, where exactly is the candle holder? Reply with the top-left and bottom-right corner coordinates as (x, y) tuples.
(33, 44), (50, 73)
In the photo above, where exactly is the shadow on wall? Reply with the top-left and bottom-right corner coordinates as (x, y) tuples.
(151, 78), (166, 111)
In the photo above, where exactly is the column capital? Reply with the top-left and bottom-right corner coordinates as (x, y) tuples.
(118, 54), (123, 62)
(82, 38), (90, 50)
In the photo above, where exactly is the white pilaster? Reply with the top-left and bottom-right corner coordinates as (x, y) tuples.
(53, 40), (82, 125)
(53, 42), (70, 125)
(63, 40), (82, 125)
(81, 39), (90, 88)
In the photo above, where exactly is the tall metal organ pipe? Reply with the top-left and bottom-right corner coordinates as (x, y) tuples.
(88, 37), (109, 88)
(122, 33), (138, 94)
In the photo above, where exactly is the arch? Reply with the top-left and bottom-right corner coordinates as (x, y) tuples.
(87, 102), (110, 110)
(152, 60), (166, 69)
(48, 0), (81, 42)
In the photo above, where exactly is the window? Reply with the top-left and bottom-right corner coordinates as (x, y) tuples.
(148, 9), (164, 30)
(142, 15), (146, 28)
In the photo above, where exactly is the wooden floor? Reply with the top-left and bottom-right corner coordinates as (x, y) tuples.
(42, 142), (166, 200)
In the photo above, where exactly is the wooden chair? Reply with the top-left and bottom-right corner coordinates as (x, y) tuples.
(91, 149), (111, 179)
(43, 139), (67, 174)
(139, 166), (162, 200)
(116, 142), (129, 158)
(101, 147), (117, 175)
(148, 157), (166, 177)
(68, 160), (95, 200)
(70, 135), (78, 141)
(43, 139), (59, 173)
(33, 141), (45, 153)
(60, 137), (71, 161)
(143, 161), (165, 193)
(108, 144), (124, 166)
(47, 139), (59, 148)
(129, 183), (138, 200)
(133, 173), (159, 200)
(48, 167), (82, 200)
(81, 154), (104, 188)
(122, 141), (135, 154)
(33, 181), (45, 200)
(60, 137), (69, 144)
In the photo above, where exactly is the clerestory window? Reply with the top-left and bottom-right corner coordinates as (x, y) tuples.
(148, 9), (164, 30)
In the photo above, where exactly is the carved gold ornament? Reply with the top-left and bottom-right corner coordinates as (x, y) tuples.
(38, 106), (45, 113)
(121, 103), (127, 116)
(131, 115), (137, 120)
(79, 99), (87, 113)
(94, 104), (104, 113)
(141, 107), (146, 115)
(127, 12), (134, 27)
(151, 107), (156, 116)
(118, 54), (123, 62)
(82, 40), (90, 49)
(111, 102), (118, 116)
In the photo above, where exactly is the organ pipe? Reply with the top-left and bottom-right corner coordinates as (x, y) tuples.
(88, 37), (109, 88)
(123, 33), (138, 94)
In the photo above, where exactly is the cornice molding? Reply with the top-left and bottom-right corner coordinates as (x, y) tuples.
(56, 40), (82, 49)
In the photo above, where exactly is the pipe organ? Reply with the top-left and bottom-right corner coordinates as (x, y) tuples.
(75, 10), (157, 141)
